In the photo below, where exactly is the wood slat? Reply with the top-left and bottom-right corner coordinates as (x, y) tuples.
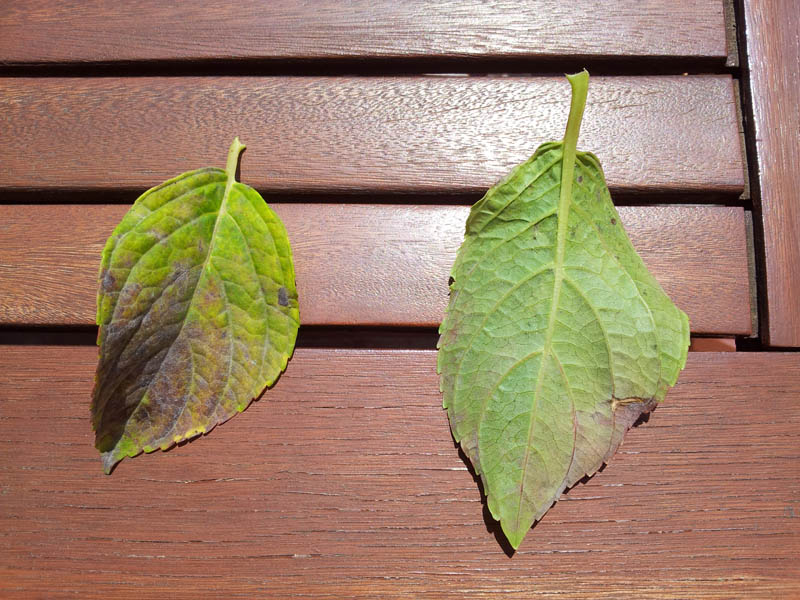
(0, 76), (743, 196)
(688, 337), (737, 352)
(1, 348), (798, 598)
(0, 0), (727, 66)
(0, 204), (751, 335)
(743, 0), (800, 346)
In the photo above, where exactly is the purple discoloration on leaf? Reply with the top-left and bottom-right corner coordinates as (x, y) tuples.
(93, 139), (300, 474)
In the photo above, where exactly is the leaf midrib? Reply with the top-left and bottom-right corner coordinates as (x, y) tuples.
(158, 140), (246, 438)
(512, 72), (588, 538)
(202, 138), (245, 281)
(113, 141), (246, 456)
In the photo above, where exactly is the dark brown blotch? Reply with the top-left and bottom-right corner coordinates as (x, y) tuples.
(278, 287), (289, 307)
(101, 270), (117, 293)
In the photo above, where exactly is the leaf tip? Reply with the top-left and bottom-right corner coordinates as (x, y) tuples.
(100, 451), (119, 475)
(502, 523), (526, 551)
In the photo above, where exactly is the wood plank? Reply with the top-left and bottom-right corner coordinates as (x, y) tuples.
(742, 1), (800, 346)
(688, 337), (736, 352)
(0, 347), (797, 598)
(0, 1), (727, 66)
(0, 76), (743, 196)
(0, 204), (751, 335)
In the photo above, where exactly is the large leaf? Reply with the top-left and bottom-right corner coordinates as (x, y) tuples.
(93, 139), (299, 474)
(437, 71), (689, 549)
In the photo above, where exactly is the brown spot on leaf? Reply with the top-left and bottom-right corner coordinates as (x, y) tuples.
(101, 270), (116, 293)
(278, 287), (289, 306)
(610, 218), (617, 225)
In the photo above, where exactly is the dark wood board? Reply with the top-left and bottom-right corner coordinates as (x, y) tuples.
(0, 0), (727, 67)
(0, 76), (743, 196)
(742, 0), (800, 346)
(0, 204), (751, 335)
(0, 348), (798, 598)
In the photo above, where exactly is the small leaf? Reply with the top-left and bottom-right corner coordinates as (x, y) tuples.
(93, 139), (299, 474)
(437, 71), (689, 549)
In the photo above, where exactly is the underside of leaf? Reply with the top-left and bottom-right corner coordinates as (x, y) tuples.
(437, 72), (689, 549)
(93, 139), (300, 473)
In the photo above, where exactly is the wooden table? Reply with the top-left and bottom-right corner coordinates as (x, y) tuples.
(1, 1), (798, 597)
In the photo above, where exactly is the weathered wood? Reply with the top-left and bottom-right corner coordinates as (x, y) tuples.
(0, 348), (797, 598)
(0, 76), (743, 196)
(0, 0), (727, 67)
(0, 204), (751, 335)
(742, 0), (800, 346)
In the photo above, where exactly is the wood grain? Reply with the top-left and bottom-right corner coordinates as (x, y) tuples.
(0, 347), (797, 599)
(0, 76), (743, 196)
(0, 204), (751, 335)
(0, 0), (727, 66)
(743, 0), (800, 347)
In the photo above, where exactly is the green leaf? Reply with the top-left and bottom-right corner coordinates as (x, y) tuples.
(437, 71), (689, 549)
(92, 139), (300, 474)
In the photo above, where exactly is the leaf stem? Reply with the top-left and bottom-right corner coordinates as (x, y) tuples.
(553, 69), (589, 290)
(225, 137), (246, 184)
(558, 70), (589, 233)
(562, 71), (589, 157)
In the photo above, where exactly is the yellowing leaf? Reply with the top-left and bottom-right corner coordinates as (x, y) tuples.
(437, 72), (689, 549)
(93, 139), (299, 474)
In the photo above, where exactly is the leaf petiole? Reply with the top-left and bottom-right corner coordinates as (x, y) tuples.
(225, 137), (246, 185)
(557, 70), (589, 246)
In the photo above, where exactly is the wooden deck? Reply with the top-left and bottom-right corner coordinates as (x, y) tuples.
(2, 348), (798, 598)
(1, 1), (798, 598)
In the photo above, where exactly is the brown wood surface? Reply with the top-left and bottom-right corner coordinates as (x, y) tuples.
(688, 337), (736, 352)
(743, 0), (800, 347)
(0, 1), (791, 598)
(0, 347), (798, 599)
(0, 204), (751, 335)
(0, 76), (743, 196)
(0, 0), (727, 66)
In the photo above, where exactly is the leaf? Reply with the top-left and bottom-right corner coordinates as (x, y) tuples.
(437, 71), (689, 549)
(92, 138), (300, 474)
